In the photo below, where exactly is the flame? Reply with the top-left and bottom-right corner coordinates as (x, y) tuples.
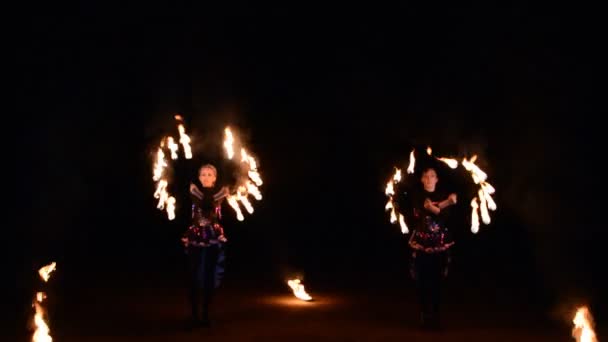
(470, 198), (480, 233)
(385, 200), (393, 211)
(38, 262), (56, 282)
(427, 146), (432, 155)
(407, 149), (416, 174)
(166, 196), (176, 220)
(385, 181), (395, 196)
(36, 292), (45, 303)
(154, 179), (169, 209)
(438, 157), (458, 169)
(33, 302), (52, 342)
(152, 147), (167, 182)
(398, 214), (408, 234)
(478, 189), (491, 224)
(461, 156), (496, 231)
(390, 208), (397, 223)
(462, 156), (488, 184)
(246, 181), (262, 200)
(248, 171), (263, 187)
(572, 306), (597, 342)
(287, 279), (312, 301)
(177, 124), (192, 159)
(393, 168), (402, 182)
(227, 195), (244, 221)
(174, 114), (183, 121)
(166, 137), (179, 160)
(481, 182), (497, 211)
(237, 187), (254, 214)
(224, 127), (235, 160)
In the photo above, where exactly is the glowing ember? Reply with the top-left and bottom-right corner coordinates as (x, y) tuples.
(572, 306), (597, 342)
(287, 279), (312, 301)
(427, 146), (432, 155)
(177, 124), (192, 159)
(407, 149), (416, 174)
(470, 198), (480, 233)
(438, 157), (458, 169)
(38, 262), (56, 282)
(166, 137), (179, 160)
(224, 127), (235, 160)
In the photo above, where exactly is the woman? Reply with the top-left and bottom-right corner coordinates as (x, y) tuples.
(182, 164), (229, 328)
(408, 167), (456, 331)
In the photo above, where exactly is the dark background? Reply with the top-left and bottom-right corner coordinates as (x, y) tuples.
(7, 3), (604, 339)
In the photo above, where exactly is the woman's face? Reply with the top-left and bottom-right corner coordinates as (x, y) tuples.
(421, 169), (438, 191)
(199, 167), (217, 188)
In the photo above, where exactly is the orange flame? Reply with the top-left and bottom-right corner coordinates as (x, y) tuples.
(385, 181), (395, 196)
(572, 306), (597, 342)
(33, 302), (52, 342)
(407, 149), (416, 174)
(427, 146), (432, 155)
(36, 292), (45, 303)
(438, 157), (458, 169)
(470, 198), (480, 233)
(478, 189), (491, 224)
(398, 214), (408, 234)
(177, 124), (192, 159)
(227, 195), (244, 221)
(152, 147), (167, 182)
(38, 262), (56, 282)
(393, 168), (402, 182)
(287, 279), (312, 301)
(166, 196), (176, 220)
(166, 137), (179, 160)
(246, 181), (262, 200)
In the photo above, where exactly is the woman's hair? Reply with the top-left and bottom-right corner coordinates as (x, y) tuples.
(198, 164), (217, 177)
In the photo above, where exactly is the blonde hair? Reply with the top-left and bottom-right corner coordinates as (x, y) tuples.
(199, 164), (217, 177)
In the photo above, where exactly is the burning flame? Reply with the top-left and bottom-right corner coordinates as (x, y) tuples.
(166, 196), (176, 220)
(287, 279), (312, 301)
(33, 263), (56, 342)
(167, 137), (179, 160)
(227, 195), (244, 221)
(407, 149), (416, 174)
(177, 124), (192, 159)
(38, 262), (56, 282)
(246, 181), (263, 200)
(222, 127), (264, 220)
(33, 302), (52, 342)
(427, 146), (432, 155)
(385, 167), (408, 233)
(470, 198), (480, 233)
(461, 155), (496, 232)
(572, 306), (597, 342)
(438, 157), (458, 169)
(224, 127), (235, 160)
(398, 214), (408, 234)
(153, 147), (167, 182)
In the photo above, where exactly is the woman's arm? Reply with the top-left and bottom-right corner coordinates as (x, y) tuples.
(437, 193), (457, 209)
